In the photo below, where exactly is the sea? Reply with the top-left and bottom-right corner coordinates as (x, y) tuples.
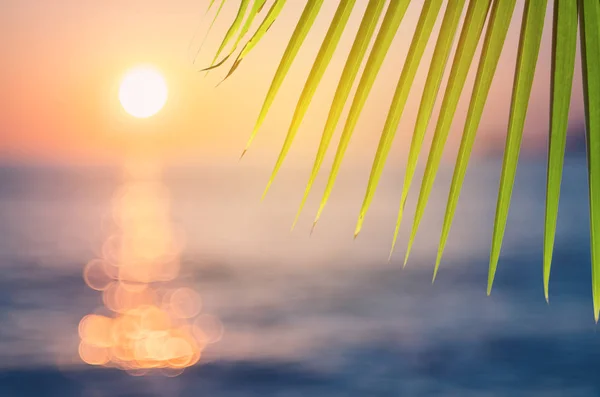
(0, 157), (598, 396)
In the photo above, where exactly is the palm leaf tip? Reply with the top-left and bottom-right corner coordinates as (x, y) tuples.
(425, 0), (494, 277)
(486, 275), (494, 296)
(354, 215), (364, 238)
(387, 0), (468, 260)
(290, 214), (300, 232)
(206, 0), (218, 14)
(310, 219), (319, 235)
(295, 0), (387, 227)
(228, 0), (268, 59)
(312, 203), (326, 231)
(432, 257), (442, 283)
(354, 216), (364, 238)
(419, 0), (515, 293)
(207, 0), (251, 72)
(265, 0), (358, 196)
(543, 0), (578, 304)
(404, 0), (492, 272)
(579, 0), (600, 323)
(489, 0), (547, 293)
(225, 0), (288, 81)
(432, 234), (452, 283)
(316, 0), (412, 233)
(355, 0), (447, 238)
(387, 248), (394, 263)
(388, 209), (405, 262)
(205, 0), (265, 71)
(403, 238), (414, 268)
(244, 0), (325, 156)
(261, 180), (272, 201)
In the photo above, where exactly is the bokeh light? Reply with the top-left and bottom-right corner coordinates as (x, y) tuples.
(78, 162), (221, 375)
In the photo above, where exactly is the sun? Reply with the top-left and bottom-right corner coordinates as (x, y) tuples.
(119, 66), (168, 118)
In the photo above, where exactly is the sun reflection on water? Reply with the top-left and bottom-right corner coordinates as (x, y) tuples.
(78, 162), (222, 375)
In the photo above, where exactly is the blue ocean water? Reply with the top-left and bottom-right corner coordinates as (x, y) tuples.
(0, 159), (598, 396)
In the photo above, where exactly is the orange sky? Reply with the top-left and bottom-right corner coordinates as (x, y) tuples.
(0, 1), (586, 165)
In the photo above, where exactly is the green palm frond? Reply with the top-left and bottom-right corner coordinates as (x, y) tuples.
(199, 0), (600, 320)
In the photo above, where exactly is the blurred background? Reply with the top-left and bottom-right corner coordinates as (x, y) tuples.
(1, 0), (600, 396)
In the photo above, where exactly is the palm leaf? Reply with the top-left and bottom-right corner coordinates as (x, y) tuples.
(488, 0), (548, 295)
(223, 0), (288, 79)
(206, 0), (251, 70)
(241, 0), (325, 157)
(579, 0), (600, 322)
(426, 0), (492, 279)
(202, 0), (268, 72)
(207, 0), (218, 13)
(543, 0), (578, 302)
(230, 0), (268, 56)
(314, 0), (412, 228)
(294, 0), (387, 229)
(390, 0), (468, 260)
(355, 0), (446, 240)
(263, 0), (358, 202)
(410, 0), (513, 277)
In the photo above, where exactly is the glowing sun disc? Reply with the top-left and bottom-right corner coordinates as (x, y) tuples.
(119, 67), (168, 118)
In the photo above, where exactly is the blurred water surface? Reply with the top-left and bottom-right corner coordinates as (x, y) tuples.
(0, 159), (598, 396)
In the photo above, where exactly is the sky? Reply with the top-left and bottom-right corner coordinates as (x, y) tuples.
(0, 0), (587, 166)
